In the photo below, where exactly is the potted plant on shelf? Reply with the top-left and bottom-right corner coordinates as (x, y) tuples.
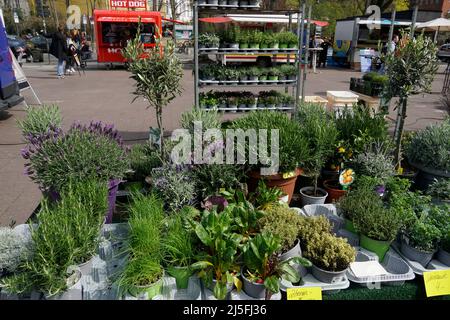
(260, 33), (275, 50)
(258, 69), (268, 81)
(230, 111), (310, 203)
(242, 232), (311, 299)
(247, 67), (261, 82)
(267, 68), (281, 81)
(225, 68), (240, 82)
(352, 189), (403, 261)
(406, 119), (450, 191)
(281, 95), (295, 109)
(199, 64), (217, 81)
(249, 30), (263, 49)
(223, 25), (240, 49)
(303, 232), (356, 284)
(238, 30), (250, 49)
(297, 103), (338, 206)
(279, 64), (297, 81)
(277, 32), (297, 49)
(190, 209), (242, 300)
(227, 96), (239, 112)
(265, 96), (277, 109)
(239, 68), (249, 82)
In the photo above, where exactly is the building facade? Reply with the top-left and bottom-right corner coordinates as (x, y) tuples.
(417, 0), (450, 17)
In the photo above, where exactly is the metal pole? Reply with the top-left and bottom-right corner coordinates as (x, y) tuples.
(297, 2), (305, 105)
(286, 12), (292, 95)
(388, 9), (396, 42)
(410, 5), (419, 38)
(301, 5), (312, 103)
(193, 2), (199, 109)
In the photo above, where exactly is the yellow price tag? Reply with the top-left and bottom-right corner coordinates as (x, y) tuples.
(282, 171), (296, 179)
(287, 287), (322, 300)
(423, 270), (450, 297)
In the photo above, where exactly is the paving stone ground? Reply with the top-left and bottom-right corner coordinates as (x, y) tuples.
(0, 59), (447, 226)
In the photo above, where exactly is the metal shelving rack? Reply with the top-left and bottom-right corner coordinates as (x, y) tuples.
(193, 1), (307, 113)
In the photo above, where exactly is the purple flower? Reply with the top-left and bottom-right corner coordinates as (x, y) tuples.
(375, 185), (386, 197)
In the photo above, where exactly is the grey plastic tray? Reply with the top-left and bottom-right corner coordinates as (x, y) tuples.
(391, 241), (450, 275)
(347, 249), (415, 287)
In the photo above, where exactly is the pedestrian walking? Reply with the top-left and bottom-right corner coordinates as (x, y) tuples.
(49, 25), (68, 79)
(318, 37), (331, 68)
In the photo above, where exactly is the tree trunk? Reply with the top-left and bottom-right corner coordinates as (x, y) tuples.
(393, 97), (407, 169)
(156, 105), (164, 156)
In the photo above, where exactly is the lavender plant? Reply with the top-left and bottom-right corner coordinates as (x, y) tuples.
(21, 121), (129, 192)
(17, 105), (62, 142)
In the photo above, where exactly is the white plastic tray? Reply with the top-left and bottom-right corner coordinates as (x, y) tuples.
(347, 249), (415, 287)
(391, 241), (450, 275)
(280, 273), (350, 293)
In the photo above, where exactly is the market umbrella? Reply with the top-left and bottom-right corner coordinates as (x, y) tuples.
(416, 18), (450, 42)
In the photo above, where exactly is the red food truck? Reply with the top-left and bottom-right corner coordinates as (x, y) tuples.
(93, 9), (163, 64)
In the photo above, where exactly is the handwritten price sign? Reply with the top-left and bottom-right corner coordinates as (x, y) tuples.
(287, 287), (322, 300)
(423, 270), (450, 298)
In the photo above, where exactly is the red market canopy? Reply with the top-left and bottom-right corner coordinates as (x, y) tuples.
(162, 17), (188, 25)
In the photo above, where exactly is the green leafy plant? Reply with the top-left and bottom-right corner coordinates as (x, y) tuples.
(190, 209), (243, 300)
(17, 104), (62, 141)
(303, 233), (356, 272)
(406, 219), (442, 252)
(383, 32), (439, 166)
(297, 215), (333, 249)
(122, 26), (183, 155)
(226, 201), (264, 242)
(242, 232), (311, 300)
(279, 64), (297, 77)
(427, 179), (450, 202)
(297, 102), (338, 196)
(199, 33), (220, 47)
(258, 205), (303, 253)
(251, 180), (284, 210)
(333, 105), (389, 157)
(276, 32), (298, 46)
(406, 119), (450, 172)
(231, 111), (310, 173)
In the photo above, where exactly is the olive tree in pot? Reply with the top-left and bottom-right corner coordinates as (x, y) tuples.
(405, 119), (450, 191)
(383, 31), (439, 169)
(122, 25), (183, 156)
(352, 188), (403, 262)
(296, 103), (338, 206)
(230, 111), (310, 204)
(242, 232), (311, 300)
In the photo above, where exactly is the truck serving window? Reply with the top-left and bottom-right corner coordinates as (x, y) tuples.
(102, 22), (156, 46)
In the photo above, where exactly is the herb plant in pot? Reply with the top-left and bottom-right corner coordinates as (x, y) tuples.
(249, 30), (262, 49)
(353, 190), (402, 262)
(116, 193), (165, 299)
(163, 215), (199, 290)
(231, 111), (310, 204)
(238, 30), (250, 49)
(248, 67), (261, 82)
(297, 103), (338, 206)
(400, 211), (442, 267)
(190, 209), (242, 300)
(267, 68), (280, 81)
(242, 232), (311, 299)
(406, 119), (450, 191)
(303, 233), (356, 284)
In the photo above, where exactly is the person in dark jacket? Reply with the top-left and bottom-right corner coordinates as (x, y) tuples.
(49, 25), (68, 79)
(318, 37), (331, 68)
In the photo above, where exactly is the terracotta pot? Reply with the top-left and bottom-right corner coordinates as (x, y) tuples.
(323, 180), (347, 204)
(247, 168), (303, 205)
